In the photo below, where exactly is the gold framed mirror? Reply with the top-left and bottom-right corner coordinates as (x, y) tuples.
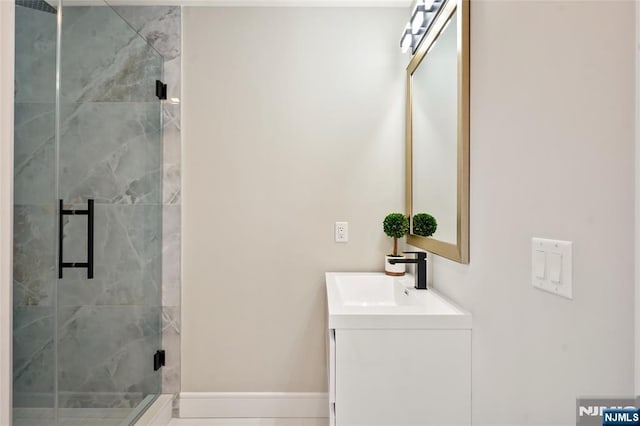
(406, 0), (469, 263)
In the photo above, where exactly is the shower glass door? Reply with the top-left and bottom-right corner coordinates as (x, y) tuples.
(56, 0), (163, 420)
(13, 0), (163, 424)
(13, 1), (59, 424)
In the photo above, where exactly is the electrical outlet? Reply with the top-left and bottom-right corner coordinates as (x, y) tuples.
(335, 222), (348, 243)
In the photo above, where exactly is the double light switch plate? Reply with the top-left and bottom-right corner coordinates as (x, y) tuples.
(531, 238), (573, 299)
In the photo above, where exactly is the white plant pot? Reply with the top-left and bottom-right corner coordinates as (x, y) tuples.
(385, 255), (406, 276)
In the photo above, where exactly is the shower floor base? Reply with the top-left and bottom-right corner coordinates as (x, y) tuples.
(14, 407), (141, 426)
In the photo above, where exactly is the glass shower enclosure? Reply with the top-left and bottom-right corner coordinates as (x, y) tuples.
(13, 0), (163, 424)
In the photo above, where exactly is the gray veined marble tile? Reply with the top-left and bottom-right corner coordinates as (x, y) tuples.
(162, 205), (180, 307)
(12, 307), (55, 408)
(57, 305), (162, 407)
(164, 56), (182, 99)
(61, 6), (162, 103)
(162, 164), (181, 206)
(163, 102), (181, 205)
(13, 205), (57, 307)
(14, 6), (57, 104)
(14, 103), (55, 170)
(111, 6), (181, 60)
(59, 204), (162, 307)
(58, 102), (162, 205)
(161, 306), (180, 394)
(13, 103), (56, 206)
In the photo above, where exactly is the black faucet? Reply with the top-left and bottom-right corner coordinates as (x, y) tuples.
(388, 251), (428, 290)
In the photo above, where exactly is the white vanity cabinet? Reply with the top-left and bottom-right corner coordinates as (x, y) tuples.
(325, 272), (472, 426)
(328, 328), (471, 426)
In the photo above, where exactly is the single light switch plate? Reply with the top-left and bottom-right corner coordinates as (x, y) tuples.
(531, 238), (572, 299)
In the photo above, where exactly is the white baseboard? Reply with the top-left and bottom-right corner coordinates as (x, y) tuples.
(179, 392), (329, 419)
(135, 394), (174, 426)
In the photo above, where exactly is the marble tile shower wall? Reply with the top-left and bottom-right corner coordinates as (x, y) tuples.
(13, 5), (182, 409)
(111, 4), (183, 398)
(14, 6), (58, 410)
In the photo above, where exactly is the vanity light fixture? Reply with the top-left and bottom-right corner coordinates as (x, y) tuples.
(400, 0), (445, 54)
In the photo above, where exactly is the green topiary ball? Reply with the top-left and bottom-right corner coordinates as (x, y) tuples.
(413, 213), (437, 237)
(383, 213), (410, 239)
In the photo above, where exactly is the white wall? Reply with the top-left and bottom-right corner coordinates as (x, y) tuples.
(182, 7), (407, 392)
(428, 1), (635, 425)
(0, 0), (14, 423)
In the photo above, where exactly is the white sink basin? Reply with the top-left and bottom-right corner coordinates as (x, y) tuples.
(326, 272), (472, 329)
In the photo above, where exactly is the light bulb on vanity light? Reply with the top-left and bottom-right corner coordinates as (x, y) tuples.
(410, 1), (425, 34)
(411, 0), (436, 35)
(400, 25), (413, 53)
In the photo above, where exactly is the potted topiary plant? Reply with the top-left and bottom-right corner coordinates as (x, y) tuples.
(413, 213), (437, 237)
(383, 213), (410, 276)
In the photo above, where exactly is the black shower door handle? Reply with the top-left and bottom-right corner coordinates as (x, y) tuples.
(58, 199), (94, 279)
